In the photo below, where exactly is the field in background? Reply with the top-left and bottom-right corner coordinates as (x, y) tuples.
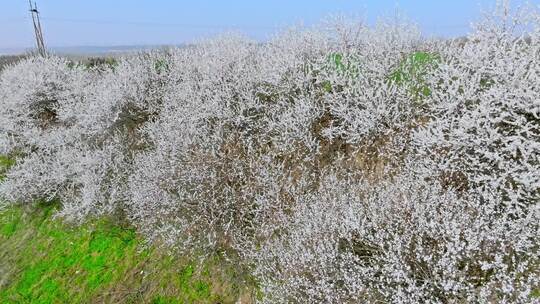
(0, 56), (27, 71)
(0, 54), (122, 71)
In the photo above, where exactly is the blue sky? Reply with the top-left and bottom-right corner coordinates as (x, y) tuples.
(0, 0), (536, 48)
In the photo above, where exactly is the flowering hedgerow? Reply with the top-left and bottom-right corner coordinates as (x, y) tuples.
(0, 2), (539, 302)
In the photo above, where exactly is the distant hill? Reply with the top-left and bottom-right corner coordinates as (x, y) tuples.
(0, 45), (182, 56)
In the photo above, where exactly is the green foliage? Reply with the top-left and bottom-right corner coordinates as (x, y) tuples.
(67, 57), (118, 70)
(0, 156), (15, 181)
(389, 51), (440, 101)
(328, 53), (346, 72)
(322, 52), (362, 93)
(322, 80), (333, 93)
(0, 205), (254, 303)
(154, 58), (170, 74)
(0, 156), (15, 169)
(327, 52), (360, 77)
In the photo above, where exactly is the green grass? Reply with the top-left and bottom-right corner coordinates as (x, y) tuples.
(0, 155), (15, 181)
(0, 156), (15, 169)
(0, 155), (255, 303)
(0, 204), (255, 303)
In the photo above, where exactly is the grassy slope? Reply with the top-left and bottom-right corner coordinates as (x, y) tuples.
(0, 158), (256, 304)
(0, 205), (256, 303)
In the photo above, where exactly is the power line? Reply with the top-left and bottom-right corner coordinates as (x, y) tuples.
(428, 24), (471, 29)
(1, 16), (30, 23)
(37, 16), (473, 35)
(10, 11), (474, 49)
(13, 14), (472, 33)
(39, 16), (282, 31)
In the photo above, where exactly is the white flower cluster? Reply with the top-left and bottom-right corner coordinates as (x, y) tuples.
(0, 3), (538, 302)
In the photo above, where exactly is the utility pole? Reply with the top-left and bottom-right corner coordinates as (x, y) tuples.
(28, 0), (47, 56)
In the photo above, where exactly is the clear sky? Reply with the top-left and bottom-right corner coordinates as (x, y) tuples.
(0, 0), (537, 48)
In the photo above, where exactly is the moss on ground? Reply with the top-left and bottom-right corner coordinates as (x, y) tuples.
(0, 204), (255, 303)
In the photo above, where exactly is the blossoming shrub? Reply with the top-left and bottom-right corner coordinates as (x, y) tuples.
(0, 3), (538, 302)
